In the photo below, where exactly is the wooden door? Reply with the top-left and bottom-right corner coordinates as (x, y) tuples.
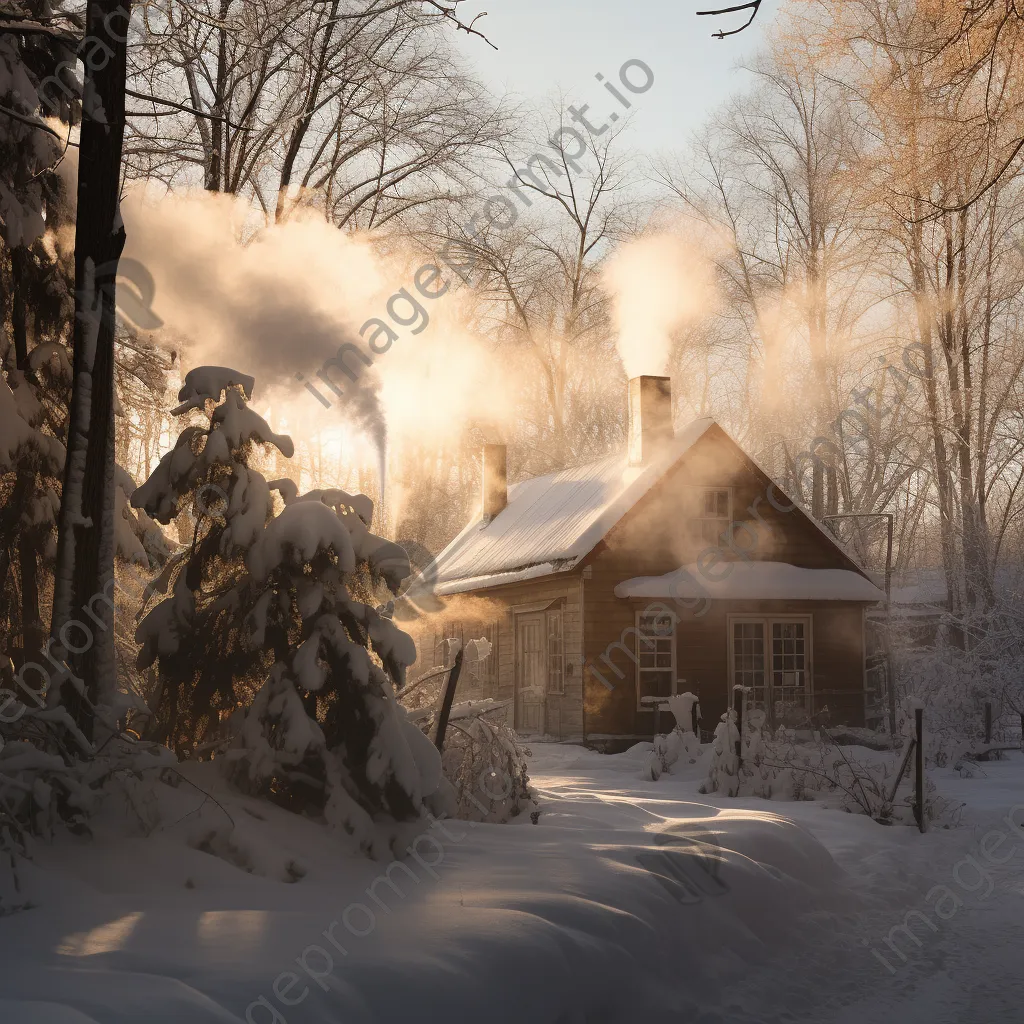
(515, 613), (546, 734)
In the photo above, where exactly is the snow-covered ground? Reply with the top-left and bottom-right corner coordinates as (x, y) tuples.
(1, 743), (1022, 1023)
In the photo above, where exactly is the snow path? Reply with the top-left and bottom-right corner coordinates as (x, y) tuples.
(0, 745), (1021, 1022)
(529, 743), (1024, 1023)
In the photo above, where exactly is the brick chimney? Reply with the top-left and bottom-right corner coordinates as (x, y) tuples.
(627, 376), (673, 466)
(482, 443), (508, 522)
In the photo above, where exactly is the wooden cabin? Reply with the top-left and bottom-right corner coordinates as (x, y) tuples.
(404, 377), (884, 750)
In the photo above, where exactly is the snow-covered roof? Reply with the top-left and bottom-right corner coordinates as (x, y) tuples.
(888, 567), (947, 608)
(430, 418), (716, 595)
(614, 561), (884, 603)
(424, 416), (873, 598)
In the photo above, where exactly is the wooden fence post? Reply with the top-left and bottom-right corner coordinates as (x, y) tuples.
(914, 707), (925, 833)
(433, 649), (464, 753)
(984, 702), (993, 746)
(733, 685), (744, 770)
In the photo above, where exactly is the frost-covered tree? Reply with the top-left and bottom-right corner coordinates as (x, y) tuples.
(0, 6), (77, 672)
(132, 367), (292, 750)
(133, 367), (446, 853)
(434, 702), (535, 824)
(0, 347), (65, 664)
(231, 491), (440, 848)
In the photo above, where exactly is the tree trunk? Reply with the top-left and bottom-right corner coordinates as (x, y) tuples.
(205, 0), (231, 191)
(50, 0), (133, 737)
(18, 539), (43, 666)
(275, 0), (342, 222)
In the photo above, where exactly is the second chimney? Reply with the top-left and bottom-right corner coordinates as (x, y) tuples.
(482, 443), (508, 522)
(628, 376), (673, 466)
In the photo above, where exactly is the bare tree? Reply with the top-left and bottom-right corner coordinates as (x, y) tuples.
(448, 113), (636, 474)
(47, 0), (134, 735)
(659, 55), (881, 519)
(125, 0), (504, 228)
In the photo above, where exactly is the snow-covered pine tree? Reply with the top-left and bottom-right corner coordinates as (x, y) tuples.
(133, 367), (446, 854)
(0, 5), (76, 674)
(233, 486), (444, 851)
(131, 367), (291, 751)
(0, 344), (65, 665)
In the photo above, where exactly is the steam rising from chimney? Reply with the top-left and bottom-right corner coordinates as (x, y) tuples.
(603, 233), (715, 378)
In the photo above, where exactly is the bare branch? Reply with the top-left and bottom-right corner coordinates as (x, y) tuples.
(696, 0), (763, 39)
(124, 88), (253, 132)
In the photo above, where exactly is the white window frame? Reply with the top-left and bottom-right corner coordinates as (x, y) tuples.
(634, 608), (677, 712)
(727, 614), (813, 716)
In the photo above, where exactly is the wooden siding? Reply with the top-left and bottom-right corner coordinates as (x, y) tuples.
(403, 573), (585, 740)
(408, 423), (875, 745)
(581, 425), (873, 739)
(584, 597), (867, 739)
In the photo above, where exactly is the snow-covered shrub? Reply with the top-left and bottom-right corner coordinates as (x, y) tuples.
(895, 644), (1024, 767)
(698, 704), (777, 797)
(699, 710), (742, 796)
(697, 694), (960, 826)
(758, 724), (962, 826)
(398, 639), (535, 823)
(646, 693), (702, 781)
(433, 700), (536, 823)
(0, 730), (182, 913)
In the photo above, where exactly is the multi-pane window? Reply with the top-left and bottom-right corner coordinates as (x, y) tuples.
(771, 621), (807, 716)
(731, 618), (810, 726)
(546, 608), (564, 694)
(699, 488), (731, 544)
(636, 610), (675, 707)
(733, 621), (766, 696)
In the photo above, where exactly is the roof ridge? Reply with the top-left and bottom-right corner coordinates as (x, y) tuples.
(426, 417), (718, 589)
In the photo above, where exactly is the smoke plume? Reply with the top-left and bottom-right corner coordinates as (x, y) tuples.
(603, 233), (716, 378)
(121, 189), (390, 449)
(120, 189), (513, 482)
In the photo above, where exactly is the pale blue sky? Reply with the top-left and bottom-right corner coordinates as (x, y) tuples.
(453, 0), (776, 155)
